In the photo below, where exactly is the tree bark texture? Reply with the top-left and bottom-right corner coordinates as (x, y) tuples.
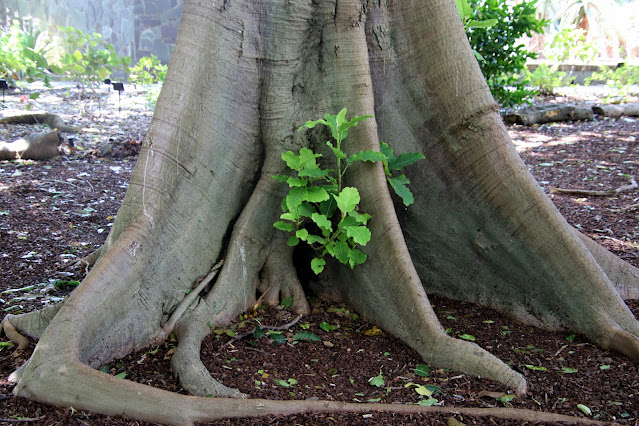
(3, 0), (639, 424)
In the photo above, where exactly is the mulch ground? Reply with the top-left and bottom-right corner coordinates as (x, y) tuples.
(1, 85), (639, 425)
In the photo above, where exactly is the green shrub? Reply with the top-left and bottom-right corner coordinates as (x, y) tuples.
(53, 26), (131, 93)
(467, 0), (547, 107)
(146, 83), (162, 107)
(585, 64), (639, 102)
(0, 19), (53, 87)
(129, 54), (167, 85)
(547, 28), (596, 64)
(525, 64), (567, 95)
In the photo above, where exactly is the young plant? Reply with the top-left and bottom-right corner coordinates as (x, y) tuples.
(0, 19), (53, 87)
(53, 26), (131, 94)
(273, 109), (424, 275)
(129, 54), (167, 86)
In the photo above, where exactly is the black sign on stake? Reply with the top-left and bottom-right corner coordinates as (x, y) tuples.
(111, 82), (125, 112)
(0, 79), (8, 106)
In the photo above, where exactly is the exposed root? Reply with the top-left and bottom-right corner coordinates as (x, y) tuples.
(577, 232), (639, 300)
(608, 329), (639, 361)
(13, 356), (608, 425)
(258, 234), (310, 314)
(1, 317), (29, 350)
(68, 246), (103, 274)
(1, 304), (64, 349)
(171, 310), (245, 398)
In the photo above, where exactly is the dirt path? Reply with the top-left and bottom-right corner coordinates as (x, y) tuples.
(1, 86), (638, 424)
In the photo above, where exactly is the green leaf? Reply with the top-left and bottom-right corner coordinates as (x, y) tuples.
(334, 187), (360, 214)
(387, 175), (415, 206)
(466, 19), (498, 28)
(293, 331), (321, 342)
(287, 236), (300, 247)
(380, 142), (394, 159)
(331, 241), (350, 264)
(348, 150), (387, 165)
(424, 385), (442, 394)
(347, 249), (367, 268)
(566, 333), (575, 342)
(307, 235), (327, 245)
(561, 367), (578, 374)
(293, 202), (316, 218)
(458, 334), (475, 341)
(281, 297), (293, 308)
(296, 228), (309, 241)
(523, 364), (548, 371)
(287, 177), (307, 187)
(299, 167), (332, 179)
(414, 385), (432, 396)
(599, 365), (610, 370)
(298, 118), (329, 132)
(273, 221), (294, 232)
(115, 372), (127, 379)
(282, 151), (301, 171)
(299, 147), (322, 170)
(344, 226), (371, 246)
(417, 398), (439, 406)
(311, 258), (326, 275)
(577, 404), (592, 416)
(311, 213), (332, 232)
(276, 379), (291, 388)
(253, 324), (264, 339)
(306, 187), (330, 203)
(387, 152), (425, 171)
(348, 211), (371, 225)
(319, 197), (337, 217)
(272, 174), (289, 183)
(280, 212), (296, 221)
(369, 371), (385, 387)
(454, 0), (472, 20)
(319, 322), (332, 332)
(414, 364), (430, 377)
(499, 394), (516, 403)
(326, 141), (346, 160)
(269, 331), (286, 345)
(286, 187), (308, 210)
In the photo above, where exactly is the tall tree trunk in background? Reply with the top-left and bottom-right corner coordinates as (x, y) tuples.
(2, 0), (638, 423)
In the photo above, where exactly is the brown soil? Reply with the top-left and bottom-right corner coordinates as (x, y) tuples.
(1, 86), (638, 425)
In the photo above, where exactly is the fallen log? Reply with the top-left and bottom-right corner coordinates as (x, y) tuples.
(0, 131), (61, 160)
(592, 103), (639, 118)
(0, 110), (78, 133)
(503, 104), (593, 125)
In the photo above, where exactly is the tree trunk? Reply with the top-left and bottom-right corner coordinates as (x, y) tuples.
(3, 0), (639, 424)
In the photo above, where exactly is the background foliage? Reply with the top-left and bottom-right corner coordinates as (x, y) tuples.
(467, 0), (547, 107)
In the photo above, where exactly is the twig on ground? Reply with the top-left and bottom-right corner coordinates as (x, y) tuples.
(608, 202), (639, 212)
(220, 314), (304, 350)
(0, 416), (46, 423)
(549, 177), (637, 197)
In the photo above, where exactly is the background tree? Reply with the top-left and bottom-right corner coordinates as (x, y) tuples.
(2, 0), (639, 423)
(466, 0), (547, 107)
